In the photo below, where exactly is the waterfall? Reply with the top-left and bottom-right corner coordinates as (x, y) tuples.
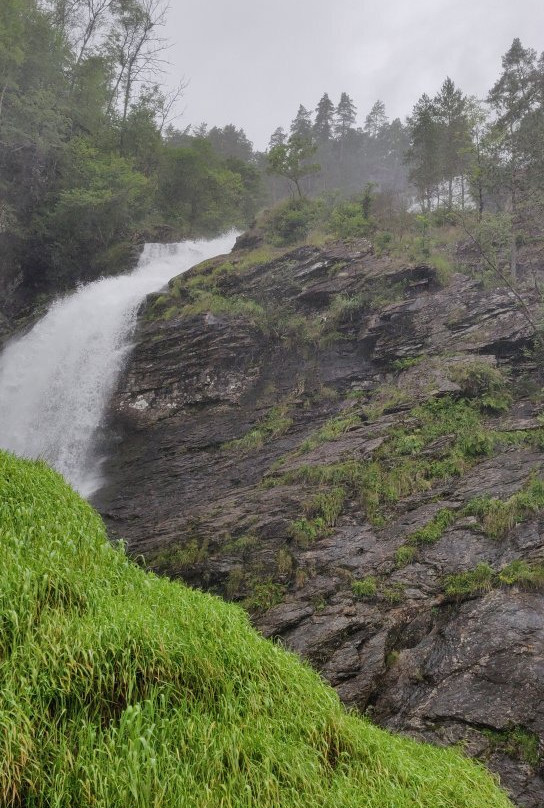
(0, 234), (237, 496)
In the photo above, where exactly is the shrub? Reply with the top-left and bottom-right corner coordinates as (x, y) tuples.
(264, 198), (319, 246)
(449, 361), (512, 413)
(328, 200), (371, 239)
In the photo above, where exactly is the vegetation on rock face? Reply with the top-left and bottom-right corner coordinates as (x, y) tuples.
(464, 477), (544, 538)
(0, 450), (514, 807)
(443, 559), (544, 599)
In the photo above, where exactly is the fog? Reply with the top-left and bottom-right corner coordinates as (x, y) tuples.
(164, 0), (544, 149)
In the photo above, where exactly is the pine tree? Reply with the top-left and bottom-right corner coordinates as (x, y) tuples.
(290, 105), (313, 139)
(405, 94), (441, 211)
(364, 100), (388, 138)
(313, 93), (335, 141)
(487, 38), (538, 213)
(488, 39), (539, 274)
(268, 126), (287, 149)
(335, 92), (357, 139)
(433, 77), (471, 208)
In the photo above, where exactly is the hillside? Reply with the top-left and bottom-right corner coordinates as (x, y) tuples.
(0, 450), (513, 806)
(96, 223), (544, 807)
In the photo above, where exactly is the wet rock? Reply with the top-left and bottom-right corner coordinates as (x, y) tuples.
(96, 240), (544, 806)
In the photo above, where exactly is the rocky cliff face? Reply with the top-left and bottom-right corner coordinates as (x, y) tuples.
(96, 237), (544, 807)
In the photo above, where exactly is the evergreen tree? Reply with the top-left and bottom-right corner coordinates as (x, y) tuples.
(207, 124), (254, 162)
(433, 77), (472, 208)
(487, 39), (539, 273)
(290, 105), (313, 139)
(268, 126), (287, 149)
(335, 92), (357, 139)
(313, 93), (335, 141)
(364, 100), (388, 138)
(405, 94), (441, 210)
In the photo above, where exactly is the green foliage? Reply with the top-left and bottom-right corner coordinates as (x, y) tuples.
(464, 477), (544, 538)
(449, 361), (512, 413)
(157, 140), (259, 235)
(273, 397), (498, 526)
(382, 584), (406, 604)
(0, 1), (263, 298)
(289, 517), (331, 547)
(498, 560), (544, 588)
(43, 139), (151, 278)
(352, 576), (378, 599)
(303, 487), (346, 526)
(264, 198), (320, 246)
(428, 253), (455, 285)
(267, 135), (320, 199)
(0, 451), (514, 807)
(351, 577), (404, 604)
(243, 580), (286, 614)
(444, 557), (544, 600)
(443, 563), (496, 598)
(395, 545), (417, 568)
(391, 356), (424, 371)
(362, 384), (411, 420)
(224, 534), (259, 556)
(406, 508), (456, 546)
(174, 290), (265, 324)
(224, 406), (293, 454)
(328, 199), (371, 239)
(299, 411), (361, 453)
(482, 727), (540, 767)
(151, 538), (209, 569)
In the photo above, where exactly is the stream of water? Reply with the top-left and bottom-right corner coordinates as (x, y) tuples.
(0, 233), (236, 496)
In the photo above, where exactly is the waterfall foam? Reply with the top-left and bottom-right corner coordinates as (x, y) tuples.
(0, 234), (237, 496)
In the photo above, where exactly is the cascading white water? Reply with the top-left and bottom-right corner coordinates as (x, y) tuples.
(0, 233), (237, 496)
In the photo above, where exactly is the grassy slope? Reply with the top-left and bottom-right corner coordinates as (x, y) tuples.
(0, 451), (512, 808)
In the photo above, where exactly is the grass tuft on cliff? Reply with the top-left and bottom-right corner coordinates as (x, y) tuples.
(0, 450), (513, 808)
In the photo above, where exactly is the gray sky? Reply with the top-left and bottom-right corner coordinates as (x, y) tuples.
(164, 0), (544, 150)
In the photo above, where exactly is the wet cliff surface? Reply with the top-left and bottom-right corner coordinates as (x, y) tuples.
(96, 237), (544, 806)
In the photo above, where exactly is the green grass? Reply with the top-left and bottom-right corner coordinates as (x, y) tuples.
(289, 516), (331, 546)
(351, 577), (405, 604)
(448, 361), (512, 413)
(352, 576), (378, 599)
(298, 412), (362, 454)
(0, 450), (514, 807)
(482, 727), (541, 766)
(407, 508), (457, 546)
(443, 559), (544, 599)
(303, 486), (346, 526)
(443, 563), (496, 598)
(464, 477), (544, 538)
(223, 405), (293, 454)
(394, 508), (456, 568)
(395, 545), (417, 568)
(270, 397), (498, 525)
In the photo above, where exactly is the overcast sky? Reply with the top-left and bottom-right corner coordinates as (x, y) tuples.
(164, 0), (544, 150)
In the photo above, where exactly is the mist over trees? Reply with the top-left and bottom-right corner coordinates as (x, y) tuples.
(0, 0), (263, 300)
(2, 4), (544, 313)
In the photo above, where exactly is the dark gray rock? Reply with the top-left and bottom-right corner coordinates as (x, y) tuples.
(96, 240), (544, 806)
